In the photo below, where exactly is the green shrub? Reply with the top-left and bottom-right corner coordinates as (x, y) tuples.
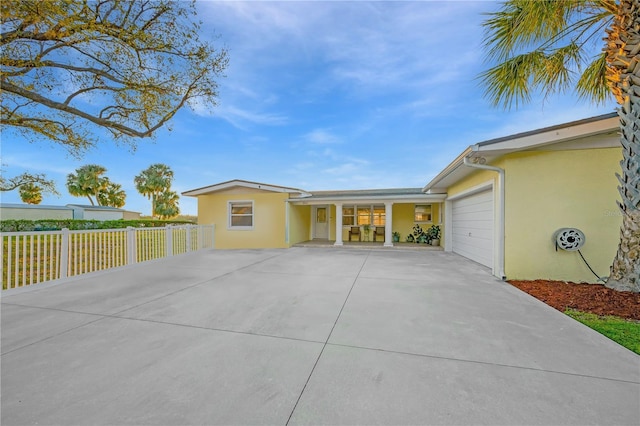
(0, 219), (195, 232)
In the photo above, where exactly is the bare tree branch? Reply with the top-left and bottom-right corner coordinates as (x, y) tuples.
(1, 0), (228, 155)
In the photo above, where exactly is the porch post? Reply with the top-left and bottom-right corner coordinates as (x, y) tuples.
(384, 202), (393, 247)
(334, 203), (343, 246)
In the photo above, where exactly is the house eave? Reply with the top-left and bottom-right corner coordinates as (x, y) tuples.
(423, 113), (619, 192)
(288, 193), (446, 205)
(182, 179), (312, 197)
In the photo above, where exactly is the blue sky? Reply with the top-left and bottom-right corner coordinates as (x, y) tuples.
(1, 1), (616, 216)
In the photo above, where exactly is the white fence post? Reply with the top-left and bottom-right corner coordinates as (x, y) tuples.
(127, 227), (136, 265)
(186, 225), (192, 252)
(210, 224), (215, 249)
(165, 225), (173, 256)
(2, 224), (215, 290)
(59, 228), (69, 279)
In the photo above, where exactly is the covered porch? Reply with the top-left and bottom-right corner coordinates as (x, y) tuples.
(287, 188), (446, 248)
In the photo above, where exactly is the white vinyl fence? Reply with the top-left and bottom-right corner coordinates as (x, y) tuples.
(1, 224), (215, 290)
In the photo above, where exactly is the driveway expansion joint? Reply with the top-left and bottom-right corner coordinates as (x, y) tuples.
(325, 342), (640, 385)
(285, 250), (372, 425)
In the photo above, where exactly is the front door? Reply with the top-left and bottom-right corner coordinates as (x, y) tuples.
(314, 206), (328, 239)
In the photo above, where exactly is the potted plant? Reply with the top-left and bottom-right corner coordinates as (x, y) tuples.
(362, 224), (371, 241)
(392, 231), (400, 242)
(427, 225), (441, 246)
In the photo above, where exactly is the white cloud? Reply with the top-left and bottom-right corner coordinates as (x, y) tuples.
(198, 1), (491, 119)
(322, 159), (369, 176)
(192, 102), (288, 129)
(304, 129), (342, 145)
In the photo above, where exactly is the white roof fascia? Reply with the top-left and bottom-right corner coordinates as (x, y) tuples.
(473, 114), (618, 153)
(183, 179), (312, 197)
(422, 147), (472, 192)
(288, 194), (446, 205)
(423, 113), (618, 192)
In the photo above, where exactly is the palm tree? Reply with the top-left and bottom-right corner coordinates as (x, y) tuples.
(66, 164), (108, 206)
(97, 181), (126, 208)
(480, 0), (639, 292)
(155, 190), (180, 219)
(19, 183), (42, 204)
(134, 164), (174, 218)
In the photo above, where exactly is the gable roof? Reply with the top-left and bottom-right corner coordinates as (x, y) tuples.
(423, 112), (619, 193)
(182, 179), (312, 197)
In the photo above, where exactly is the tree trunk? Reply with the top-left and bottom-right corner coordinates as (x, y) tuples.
(604, 0), (640, 292)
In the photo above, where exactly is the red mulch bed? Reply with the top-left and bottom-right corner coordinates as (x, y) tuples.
(509, 280), (640, 321)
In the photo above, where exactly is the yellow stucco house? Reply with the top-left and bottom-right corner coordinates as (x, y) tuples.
(184, 112), (622, 283)
(182, 180), (445, 250)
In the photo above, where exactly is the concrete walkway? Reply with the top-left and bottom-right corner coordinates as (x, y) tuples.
(2, 248), (638, 425)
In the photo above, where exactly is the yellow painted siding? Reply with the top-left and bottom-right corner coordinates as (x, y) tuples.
(289, 204), (311, 245)
(197, 191), (289, 249)
(392, 203), (441, 243)
(392, 204), (414, 242)
(504, 148), (621, 283)
(447, 163), (503, 198)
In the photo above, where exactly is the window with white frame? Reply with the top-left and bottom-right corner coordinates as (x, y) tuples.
(357, 206), (372, 225)
(229, 201), (254, 229)
(414, 204), (432, 222)
(372, 206), (385, 226)
(342, 207), (355, 226)
(342, 205), (385, 226)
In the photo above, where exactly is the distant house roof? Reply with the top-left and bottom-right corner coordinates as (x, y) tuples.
(182, 179), (312, 197)
(0, 203), (72, 210)
(66, 204), (126, 211)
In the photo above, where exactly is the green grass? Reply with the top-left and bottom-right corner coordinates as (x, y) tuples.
(565, 309), (640, 355)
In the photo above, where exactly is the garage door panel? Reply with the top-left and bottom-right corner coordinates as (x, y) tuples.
(452, 202), (493, 214)
(453, 247), (492, 268)
(452, 229), (493, 241)
(451, 219), (493, 230)
(451, 190), (493, 268)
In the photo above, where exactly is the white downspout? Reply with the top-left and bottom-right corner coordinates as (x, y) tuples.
(463, 157), (506, 279)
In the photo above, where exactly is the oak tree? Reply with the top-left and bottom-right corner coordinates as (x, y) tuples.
(1, 0), (228, 155)
(18, 182), (43, 204)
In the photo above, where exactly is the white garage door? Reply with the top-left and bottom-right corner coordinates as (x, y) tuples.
(451, 190), (494, 268)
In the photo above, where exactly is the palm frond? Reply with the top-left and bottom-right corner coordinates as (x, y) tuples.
(483, 0), (581, 61)
(481, 41), (596, 109)
(480, 51), (543, 109)
(536, 43), (583, 99)
(480, 0), (615, 109)
(576, 52), (611, 104)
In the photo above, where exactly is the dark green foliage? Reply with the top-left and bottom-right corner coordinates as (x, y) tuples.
(0, 219), (195, 232)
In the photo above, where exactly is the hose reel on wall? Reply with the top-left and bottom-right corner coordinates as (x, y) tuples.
(553, 228), (586, 251)
(552, 228), (602, 281)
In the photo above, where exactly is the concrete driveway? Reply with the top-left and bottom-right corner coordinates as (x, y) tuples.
(2, 248), (638, 425)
